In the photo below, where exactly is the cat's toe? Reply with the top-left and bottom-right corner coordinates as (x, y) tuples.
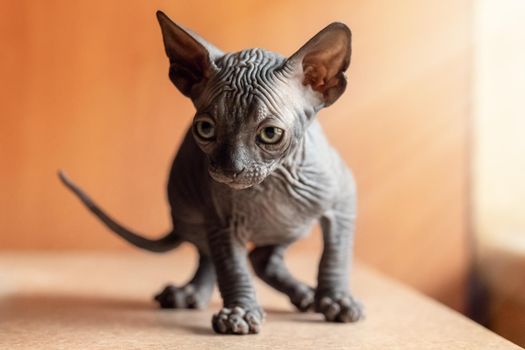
(316, 292), (363, 323)
(211, 305), (264, 335)
(154, 284), (205, 309)
(290, 285), (315, 312)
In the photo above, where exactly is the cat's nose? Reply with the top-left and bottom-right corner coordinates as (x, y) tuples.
(209, 159), (245, 180)
(210, 145), (247, 179)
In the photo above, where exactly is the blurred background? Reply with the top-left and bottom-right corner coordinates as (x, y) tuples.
(0, 0), (523, 346)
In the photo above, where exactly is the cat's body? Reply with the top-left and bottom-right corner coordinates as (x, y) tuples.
(170, 119), (354, 252)
(60, 11), (362, 335)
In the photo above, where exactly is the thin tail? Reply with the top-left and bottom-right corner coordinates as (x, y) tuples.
(58, 170), (181, 253)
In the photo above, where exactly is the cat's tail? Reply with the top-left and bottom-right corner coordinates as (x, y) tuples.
(58, 170), (181, 253)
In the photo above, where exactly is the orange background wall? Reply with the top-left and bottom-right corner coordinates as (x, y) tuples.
(0, 0), (471, 310)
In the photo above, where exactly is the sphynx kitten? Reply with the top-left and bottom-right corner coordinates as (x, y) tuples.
(59, 10), (363, 335)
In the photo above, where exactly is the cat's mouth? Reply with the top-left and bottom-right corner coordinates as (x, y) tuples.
(208, 170), (255, 190)
(226, 182), (253, 190)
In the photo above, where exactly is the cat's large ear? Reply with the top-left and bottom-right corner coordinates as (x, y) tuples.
(284, 23), (351, 107)
(156, 11), (223, 97)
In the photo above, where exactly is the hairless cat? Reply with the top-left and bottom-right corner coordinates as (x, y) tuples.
(59, 10), (363, 335)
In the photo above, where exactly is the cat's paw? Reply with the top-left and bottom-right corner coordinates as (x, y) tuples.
(315, 292), (363, 323)
(290, 285), (315, 312)
(211, 305), (264, 335)
(154, 284), (206, 309)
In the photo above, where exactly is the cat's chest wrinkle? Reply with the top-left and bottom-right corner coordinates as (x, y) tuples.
(226, 162), (334, 245)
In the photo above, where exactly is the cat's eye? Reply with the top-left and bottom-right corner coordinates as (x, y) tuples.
(258, 126), (284, 144)
(194, 118), (216, 140)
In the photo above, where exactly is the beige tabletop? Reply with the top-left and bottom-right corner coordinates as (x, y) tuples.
(0, 248), (521, 350)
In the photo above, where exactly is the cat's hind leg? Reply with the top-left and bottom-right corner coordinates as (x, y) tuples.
(154, 252), (215, 309)
(249, 245), (315, 312)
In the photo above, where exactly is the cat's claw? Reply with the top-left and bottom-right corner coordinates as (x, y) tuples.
(315, 292), (363, 322)
(290, 285), (315, 312)
(211, 305), (264, 335)
(154, 284), (206, 309)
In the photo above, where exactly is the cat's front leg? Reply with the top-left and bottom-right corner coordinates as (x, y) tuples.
(316, 204), (363, 323)
(208, 227), (264, 335)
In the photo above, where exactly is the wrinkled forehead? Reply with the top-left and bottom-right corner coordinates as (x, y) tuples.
(196, 49), (294, 123)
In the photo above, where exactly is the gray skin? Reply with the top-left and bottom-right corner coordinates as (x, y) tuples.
(59, 10), (363, 335)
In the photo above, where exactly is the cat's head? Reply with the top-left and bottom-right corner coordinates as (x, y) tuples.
(157, 11), (351, 189)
